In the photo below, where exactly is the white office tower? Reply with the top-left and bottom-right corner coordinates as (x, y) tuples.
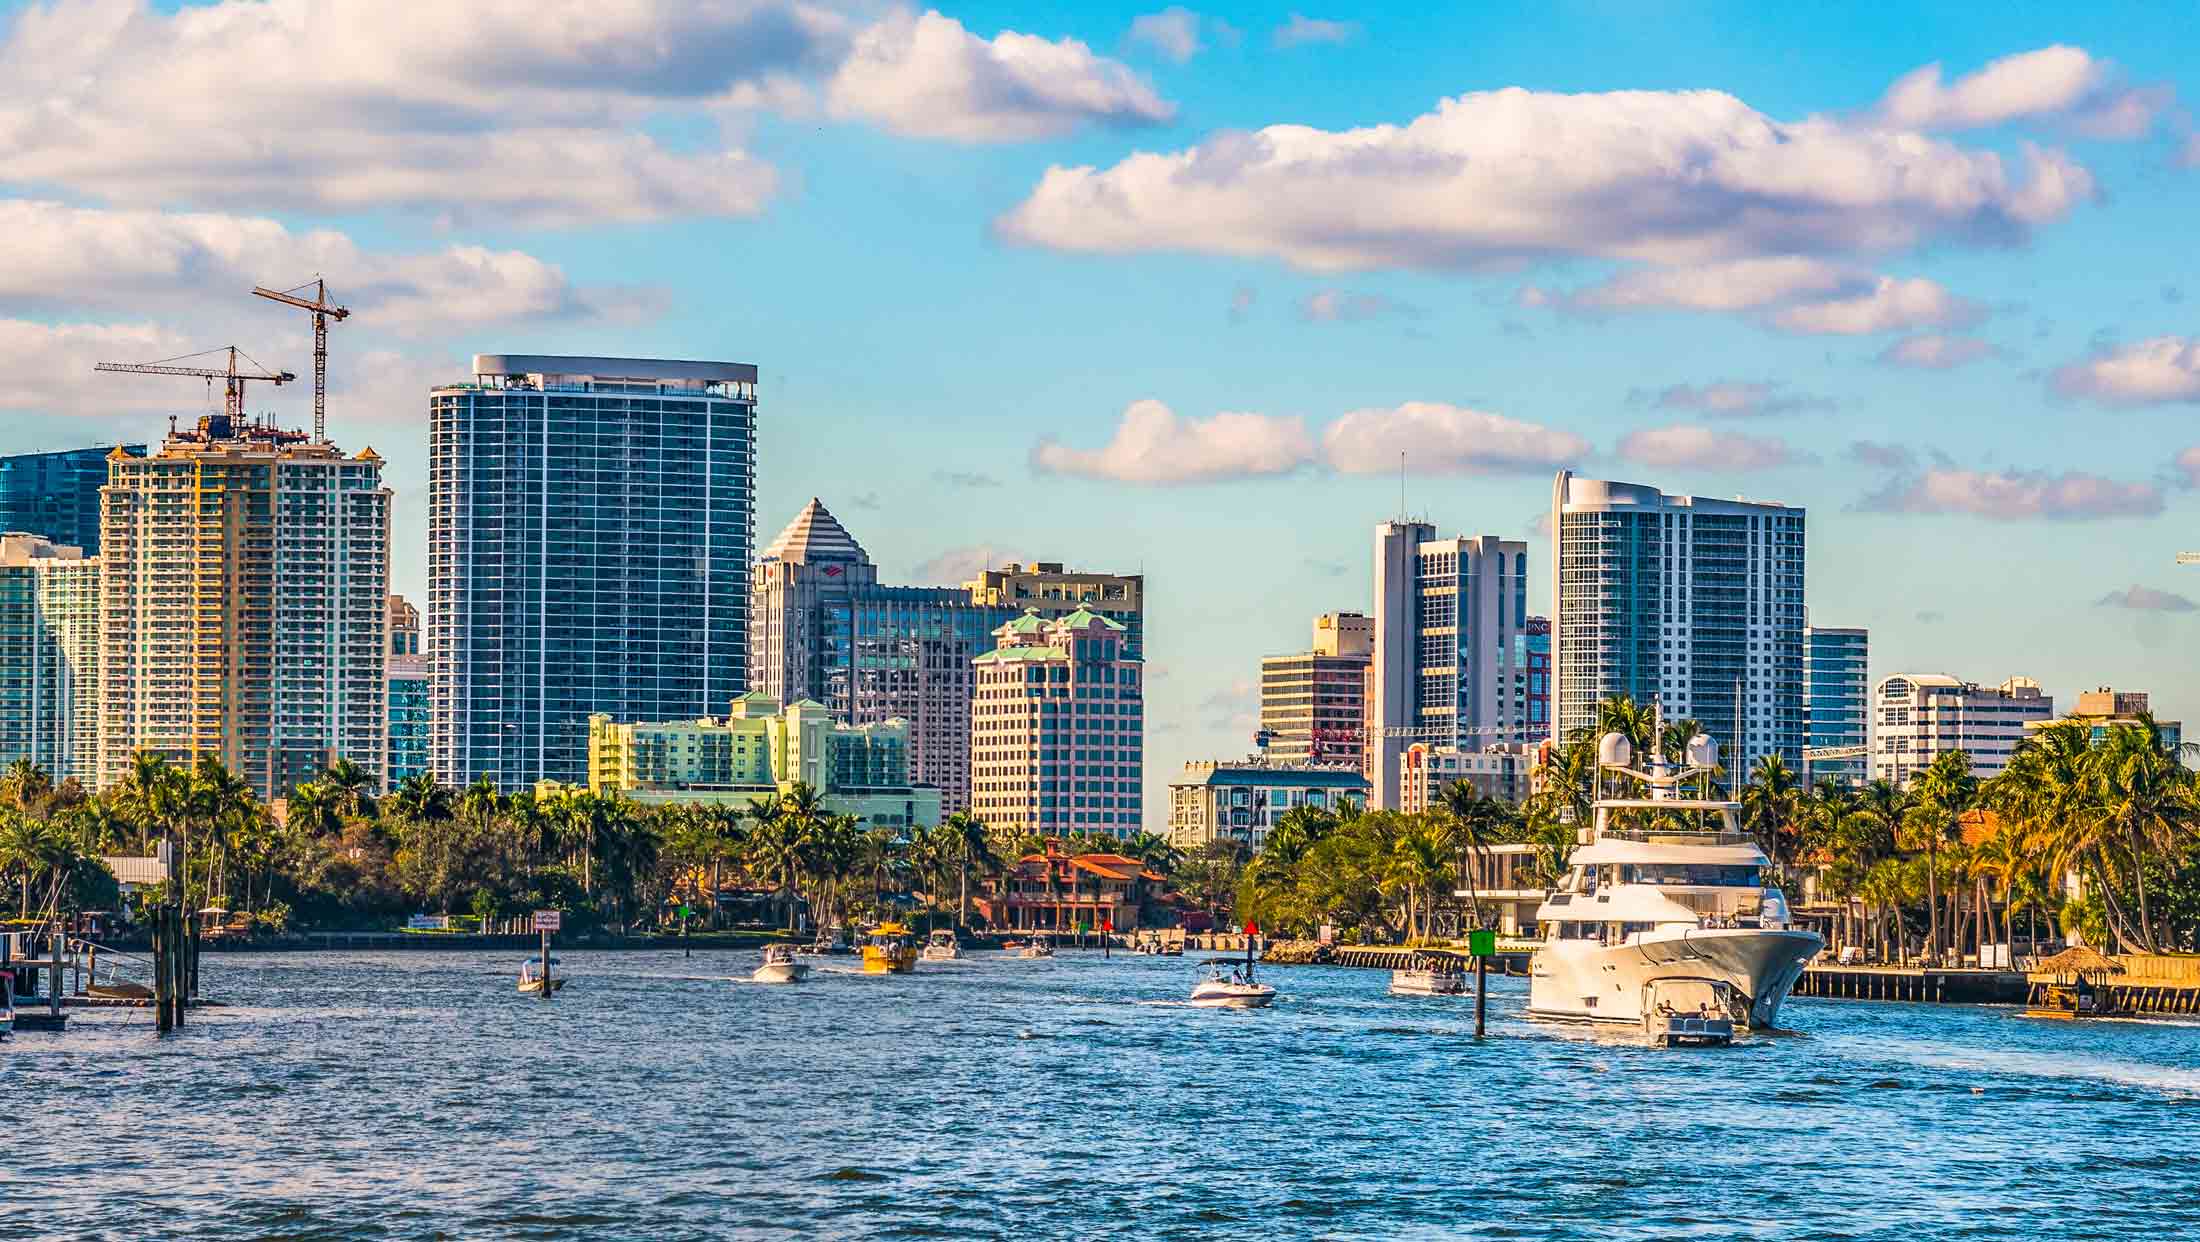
(1550, 471), (1805, 779)
(1367, 521), (1529, 809)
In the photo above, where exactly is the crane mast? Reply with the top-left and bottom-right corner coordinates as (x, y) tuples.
(251, 278), (349, 443)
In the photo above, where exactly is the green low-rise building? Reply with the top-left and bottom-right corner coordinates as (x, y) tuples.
(587, 693), (942, 828)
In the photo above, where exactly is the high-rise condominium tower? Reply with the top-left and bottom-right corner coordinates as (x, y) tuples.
(1367, 522), (1530, 809)
(0, 533), (102, 783)
(0, 445), (144, 554)
(99, 419), (389, 799)
(1803, 625), (1869, 785)
(1550, 471), (1805, 779)
(429, 355), (757, 789)
(750, 498), (1144, 813)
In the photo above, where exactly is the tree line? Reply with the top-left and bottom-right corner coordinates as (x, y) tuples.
(0, 753), (1185, 935)
(1227, 694), (2200, 958)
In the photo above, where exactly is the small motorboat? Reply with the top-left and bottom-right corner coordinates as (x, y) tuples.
(862, 923), (918, 975)
(753, 943), (811, 984)
(920, 930), (963, 962)
(517, 958), (565, 996)
(1019, 934), (1056, 959)
(1190, 935), (1276, 1009)
(1189, 958), (1276, 1009)
(1391, 950), (1469, 997)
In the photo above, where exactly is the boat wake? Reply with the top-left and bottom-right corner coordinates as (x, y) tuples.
(1867, 1037), (2200, 1099)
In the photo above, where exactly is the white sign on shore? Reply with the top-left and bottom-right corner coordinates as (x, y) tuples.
(532, 911), (562, 932)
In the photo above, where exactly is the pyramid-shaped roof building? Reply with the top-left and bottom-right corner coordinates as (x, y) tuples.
(759, 497), (870, 565)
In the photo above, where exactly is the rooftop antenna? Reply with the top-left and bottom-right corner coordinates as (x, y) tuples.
(1399, 450), (1407, 522)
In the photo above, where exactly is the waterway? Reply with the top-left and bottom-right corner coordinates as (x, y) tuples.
(8, 949), (2199, 1239)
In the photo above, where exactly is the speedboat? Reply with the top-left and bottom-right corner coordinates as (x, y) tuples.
(920, 930), (963, 962)
(1527, 729), (1820, 1035)
(517, 958), (565, 996)
(1189, 956), (1276, 1008)
(1390, 950), (1469, 997)
(753, 943), (811, 984)
(861, 923), (918, 975)
(1019, 934), (1056, 959)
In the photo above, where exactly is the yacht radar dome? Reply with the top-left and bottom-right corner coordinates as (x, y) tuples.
(1685, 734), (1718, 769)
(1597, 732), (1633, 768)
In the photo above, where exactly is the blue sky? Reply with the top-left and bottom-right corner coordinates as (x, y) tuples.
(6, 1), (2200, 823)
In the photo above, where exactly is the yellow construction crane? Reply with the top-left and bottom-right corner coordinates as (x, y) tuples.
(94, 346), (296, 427)
(2178, 553), (2200, 565)
(252, 278), (348, 443)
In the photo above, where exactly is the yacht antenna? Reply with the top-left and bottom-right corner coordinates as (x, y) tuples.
(1731, 677), (1743, 800)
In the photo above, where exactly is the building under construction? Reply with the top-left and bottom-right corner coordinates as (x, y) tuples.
(96, 402), (390, 799)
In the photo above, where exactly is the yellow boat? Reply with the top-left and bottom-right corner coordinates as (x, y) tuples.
(861, 923), (918, 974)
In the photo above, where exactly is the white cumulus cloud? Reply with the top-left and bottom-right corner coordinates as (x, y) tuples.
(999, 86), (2095, 273)
(1872, 46), (2167, 138)
(1650, 381), (1830, 417)
(2051, 336), (2200, 405)
(0, 201), (656, 334)
(1859, 468), (2162, 520)
(1771, 276), (1986, 335)
(1526, 256), (1867, 314)
(0, 1), (1170, 223)
(1273, 14), (1359, 47)
(1322, 402), (1587, 476)
(1878, 333), (2001, 369)
(1616, 424), (1809, 471)
(1031, 399), (1314, 484)
(829, 10), (1173, 141)
(1127, 7), (1204, 62)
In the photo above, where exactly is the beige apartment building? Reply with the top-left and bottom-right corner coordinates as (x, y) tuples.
(98, 417), (389, 799)
(971, 607), (1143, 839)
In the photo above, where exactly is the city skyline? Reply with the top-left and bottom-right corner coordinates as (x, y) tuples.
(5, 3), (2200, 826)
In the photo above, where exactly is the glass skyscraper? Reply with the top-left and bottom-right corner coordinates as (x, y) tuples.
(1803, 625), (1869, 786)
(429, 355), (757, 789)
(0, 445), (143, 554)
(1551, 471), (1805, 780)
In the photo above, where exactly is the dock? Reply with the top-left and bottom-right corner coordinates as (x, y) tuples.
(2023, 953), (2200, 1017)
(1793, 966), (2027, 1004)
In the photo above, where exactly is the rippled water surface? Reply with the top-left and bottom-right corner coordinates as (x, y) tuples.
(9, 948), (2200, 1240)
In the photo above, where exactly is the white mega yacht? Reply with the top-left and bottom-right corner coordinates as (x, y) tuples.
(1528, 730), (1820, 1034)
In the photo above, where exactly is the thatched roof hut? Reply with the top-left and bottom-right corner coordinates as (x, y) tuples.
(2035, 945), (2123, 977)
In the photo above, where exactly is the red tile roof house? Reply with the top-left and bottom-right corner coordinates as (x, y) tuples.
(976, 850), (1174, 931)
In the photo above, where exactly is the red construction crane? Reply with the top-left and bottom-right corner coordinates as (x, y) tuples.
(251, 278), (348, 443)
(95, 346), (296, 431)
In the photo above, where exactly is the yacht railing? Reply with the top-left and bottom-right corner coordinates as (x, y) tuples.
(1598, 827), (1756, 847)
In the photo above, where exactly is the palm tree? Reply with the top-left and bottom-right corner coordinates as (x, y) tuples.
(320, 755), (379, 820)
(1904, 749), (1976, 962)
(1440, 780), (1511, 929)
(1741, 754), (1803, 869)
(1594, 695), (1656, 758)
(389, 772), (455, 829)
(941, 811), (998, 929)
(1384, 819), (1452, 941)
(2092, 714), (2191, 952)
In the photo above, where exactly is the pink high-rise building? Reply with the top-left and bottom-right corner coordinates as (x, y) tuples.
(970, 607), (1143, 839)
